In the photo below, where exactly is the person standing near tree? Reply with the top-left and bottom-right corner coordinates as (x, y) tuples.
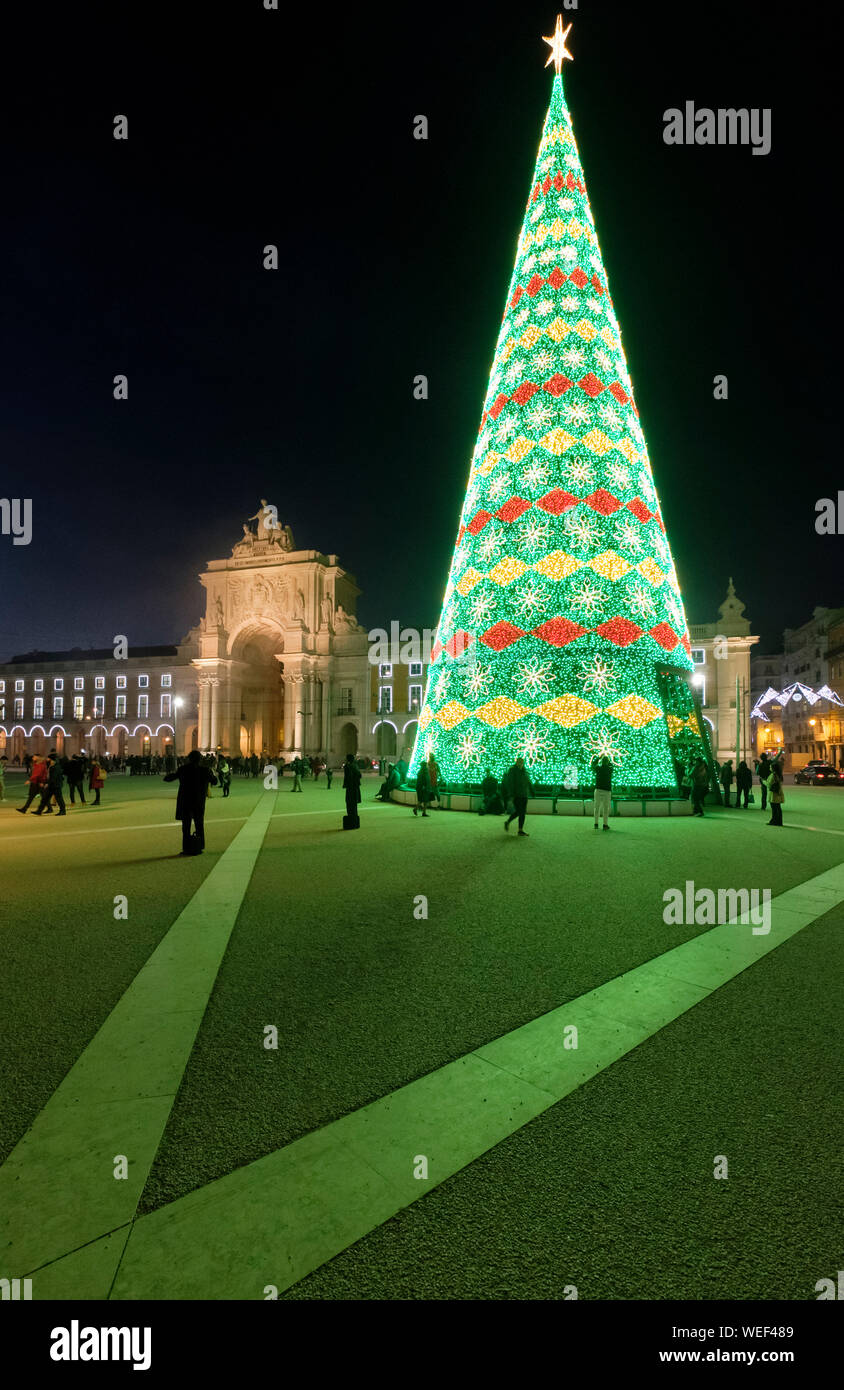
(766, 762), (785, 827)
(591, 754), (613, 831)
(719, 758), (734, 807)
(413, 759), (432, 818)
(502, 756), (533, 836)
(756, 753), (771, 812)
(735, 760), (752, 809)
(691, 758), (709, 817)
(427, 753), (441, 808)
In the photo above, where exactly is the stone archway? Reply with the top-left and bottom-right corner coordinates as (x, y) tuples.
(339, 722), (358, 757)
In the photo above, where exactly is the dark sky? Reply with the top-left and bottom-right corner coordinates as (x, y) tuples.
(1, 0), (838, 656)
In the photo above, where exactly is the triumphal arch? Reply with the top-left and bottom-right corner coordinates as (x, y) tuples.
(193, 503), (369, 758)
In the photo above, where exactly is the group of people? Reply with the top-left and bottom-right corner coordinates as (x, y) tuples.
(13, 751), (107, 817)
(675, 752), (786, 824)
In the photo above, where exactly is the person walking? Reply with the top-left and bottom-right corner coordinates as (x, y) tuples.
(719, 758), (734, 807)
(756, 753), (771, 812)
(427, 753), (441, 809)
(89, 758), (106, 806)
(413, 759), (432, 817)
(163, 749), (217, 854)
(33, 754), (67, 816)
(591, 754), (613, 830)
(502, 756), (533, 835)
(218, 756), (232, 798)
(342, 752), (361, 829)
(16, 753), (48, 813)
(691, 758), (709, 817)
(66, 754), (87, 804)
(325, 764), (334, 789)
(766, 763), (785, 827)
(735, 760), (752, 809)
(291, 757), (303, 792)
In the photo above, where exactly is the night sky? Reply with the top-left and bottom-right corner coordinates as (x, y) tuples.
(1, 0), (837, 657)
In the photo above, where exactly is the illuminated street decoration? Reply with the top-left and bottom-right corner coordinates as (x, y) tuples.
(751, 682), (844, 722)
(409, 20), (707, 788)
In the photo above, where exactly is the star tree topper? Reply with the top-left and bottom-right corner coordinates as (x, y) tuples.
(543, 14), (574, 75)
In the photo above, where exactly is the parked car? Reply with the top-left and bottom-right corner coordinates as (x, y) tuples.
(794, 761), (844, 786)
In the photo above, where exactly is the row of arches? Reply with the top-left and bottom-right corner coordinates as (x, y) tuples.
(0, 722), (194, 761)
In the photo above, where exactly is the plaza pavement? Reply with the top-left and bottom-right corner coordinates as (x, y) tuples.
(0, 768), (840, 1299)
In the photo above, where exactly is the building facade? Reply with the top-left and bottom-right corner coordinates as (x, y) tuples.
(0, 634), (200, 762)
(685, 579), (759, 763)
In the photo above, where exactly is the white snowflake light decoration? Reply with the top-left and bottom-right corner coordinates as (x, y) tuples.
(578, 655), (619, 696)
(521, 459), (550, 491)
(431, 670), (449, 703)
(465, 663), (494, 700)
(516, 658), (555, 698)
(562, 344), (586, 370)
(598, 401), (621, 432)
(517, 515), (551, 552)
(487, 474), (509, 501)
(583, 725), (624, 766)
(563, 400), (591, 428)
(595, 347), (614, 374)
(456, 731), (485, 767)
(468, 591), (495, 626)
(559, 295), (579, 312)
(535, 299), (554, 317)
(607, 461), (631, 491)
(567, 456), (596, 489)
(496, 415), (518, 443)
(565, 510), (602, 551)
(515, 583), (545, 621)
(514, 307), (530, 327)
(615, 516), (644, 554)
(517, 723), (555, 763)
(629, 583), (656, 621)
(532, 348), (554, 374)
(570, 578), (605, 623)
(526, 400), (555, 432)
(477, 527), (505, 562)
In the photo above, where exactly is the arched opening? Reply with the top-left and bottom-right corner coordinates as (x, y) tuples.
(339, 722), (358, 757)
(374, 720), (397, 757)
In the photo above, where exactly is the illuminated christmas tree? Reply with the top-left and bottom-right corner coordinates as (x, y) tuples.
(410, 17), (708, 791)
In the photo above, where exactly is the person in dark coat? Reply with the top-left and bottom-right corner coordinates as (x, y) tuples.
(163, 749), (217, 854)
(766, 764), (785, 827)
(502, 757), (533, 835)
(756, 753), (771, 811)
(33, 755), (67, 816)
(342, 752), (361, 828)
(735, 760), (753, 808)
(691, 759), (709, 817)
(478, 770), (503, 816)
(325, 764), (334, 789)
(413, 760), (432, 817)
(719, 758), (734, 807)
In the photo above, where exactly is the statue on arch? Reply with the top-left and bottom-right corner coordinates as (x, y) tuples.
(247, 499), (279, 542)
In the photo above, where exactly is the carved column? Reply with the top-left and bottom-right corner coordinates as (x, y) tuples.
(208, 676), (221, 750)
(197, 676), (211, 749)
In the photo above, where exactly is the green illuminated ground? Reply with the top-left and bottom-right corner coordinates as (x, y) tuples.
(0, 770), (840, 1299)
